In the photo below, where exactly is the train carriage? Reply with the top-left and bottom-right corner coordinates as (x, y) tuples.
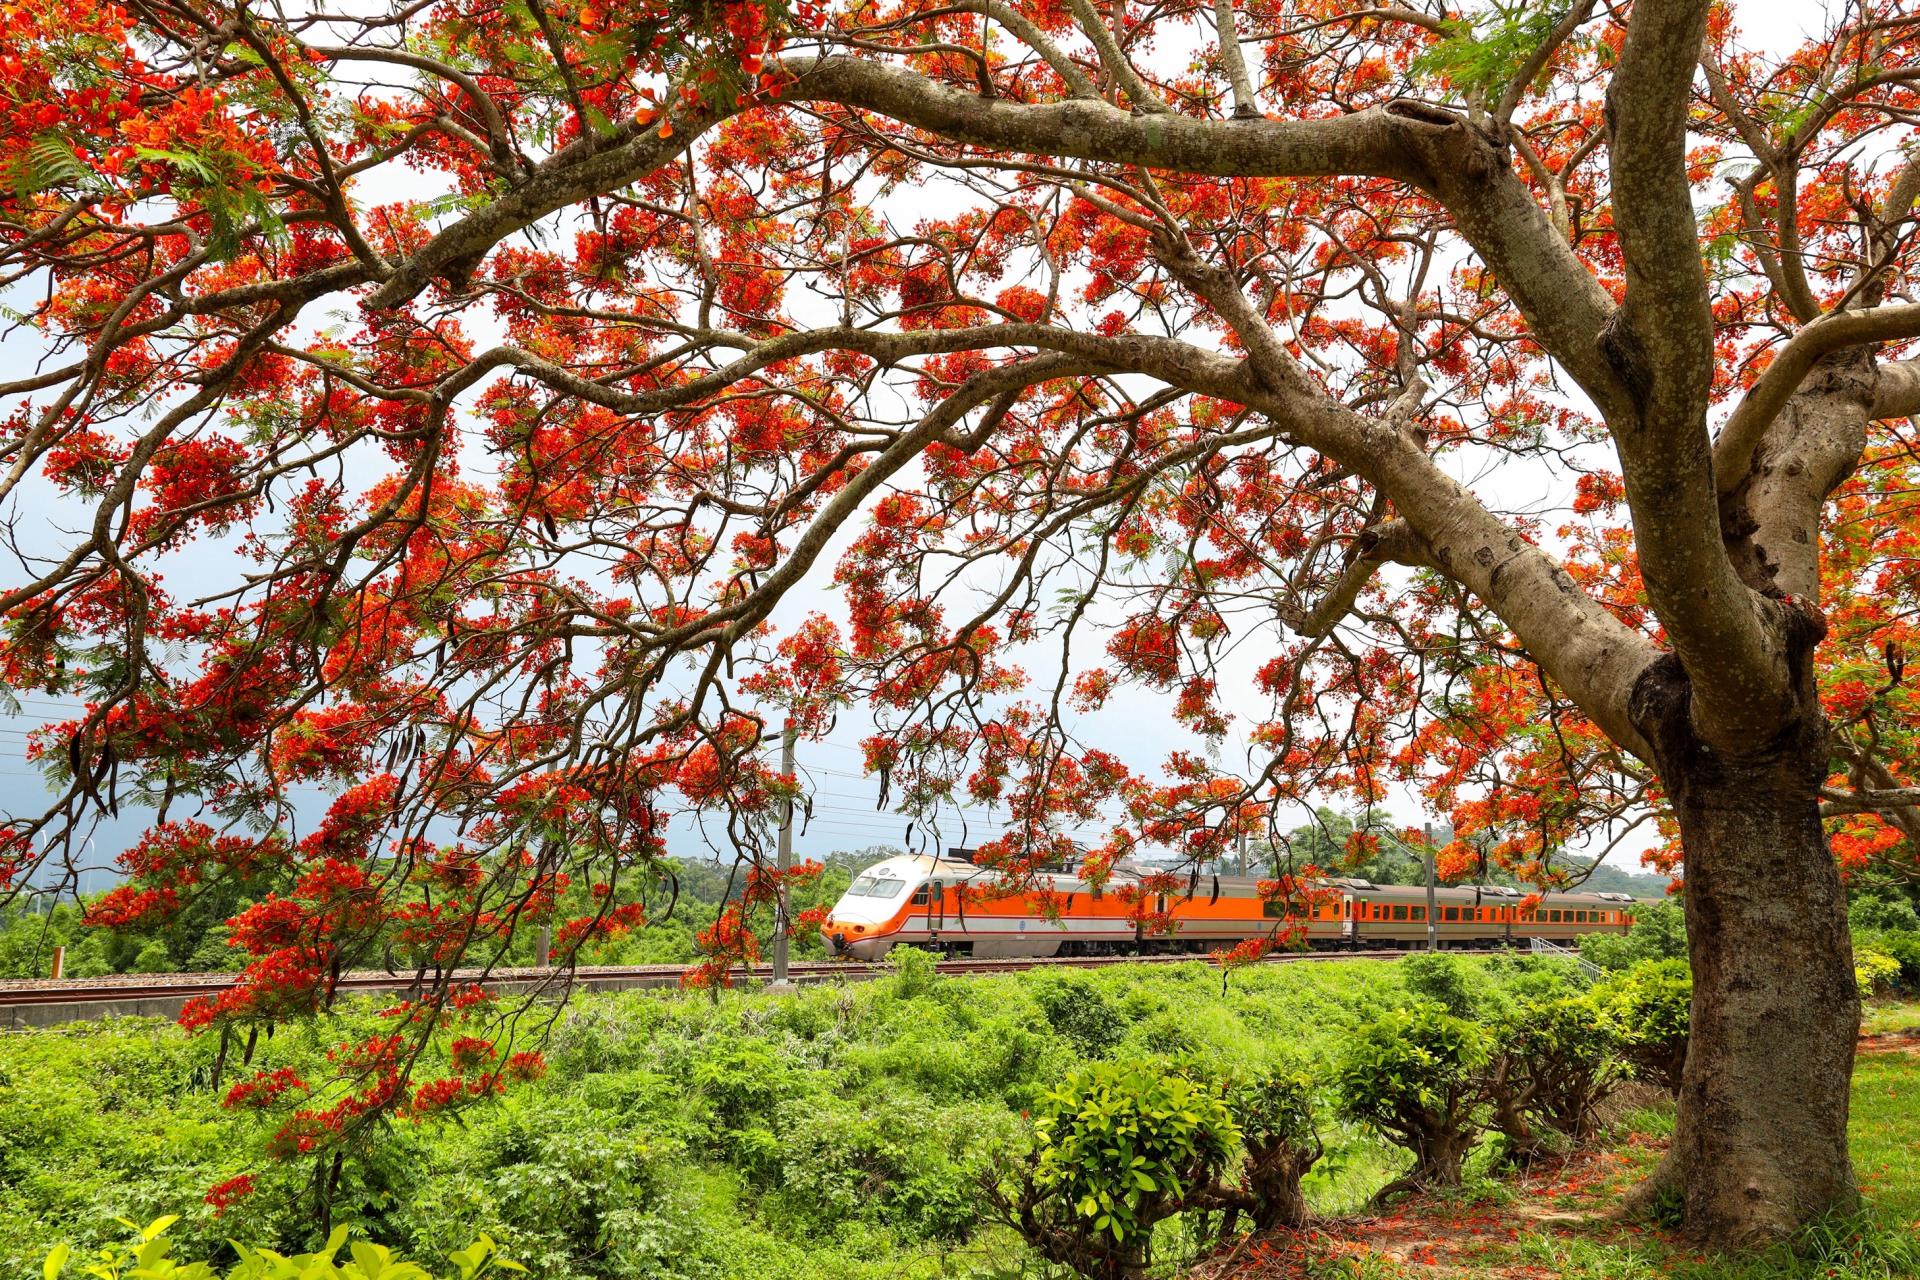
(820, 854), (1636, 961)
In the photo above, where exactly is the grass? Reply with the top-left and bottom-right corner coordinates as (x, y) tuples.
(1860, 998), (1920, 1036)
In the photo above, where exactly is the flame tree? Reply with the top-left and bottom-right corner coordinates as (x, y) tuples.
(6, 0), (1920, 1241)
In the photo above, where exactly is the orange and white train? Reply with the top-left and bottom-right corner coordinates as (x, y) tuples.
(819, 852), (1636, 961)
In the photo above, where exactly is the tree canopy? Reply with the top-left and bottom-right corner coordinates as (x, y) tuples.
(4, 0), (1920, 1240)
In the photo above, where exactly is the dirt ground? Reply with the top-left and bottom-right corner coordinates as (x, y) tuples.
(1187, 1129), (1672, 1279)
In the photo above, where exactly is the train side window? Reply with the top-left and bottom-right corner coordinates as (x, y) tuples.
(1263, 900), (1285, 919)
(1409, 906), (1425, 922)
(1442, 906), (1459, 922)
(909, 885), (930, 906)
(1391, 905), (1408, 922)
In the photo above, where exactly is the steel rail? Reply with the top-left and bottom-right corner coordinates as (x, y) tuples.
(0, 948), (1503, 1009)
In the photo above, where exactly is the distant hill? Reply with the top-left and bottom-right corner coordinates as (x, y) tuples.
(1556, 852), (1671, 897)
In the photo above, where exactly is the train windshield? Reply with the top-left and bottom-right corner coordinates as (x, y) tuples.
(847, 875), (908, 899)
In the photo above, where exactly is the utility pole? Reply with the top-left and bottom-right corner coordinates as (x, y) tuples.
(535, 840), (554, 968)
(772, 721), (797, 984)
(1423, 822), (1438, 952)
(1235, 827), (1248, 877)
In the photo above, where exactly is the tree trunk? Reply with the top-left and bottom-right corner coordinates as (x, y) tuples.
(1631, 657), (1861, 1241)
(1242, 1143), (1316, 1229)
(1491, 1090), (1546, 1167)
(1409, 1128), (1475, 1188)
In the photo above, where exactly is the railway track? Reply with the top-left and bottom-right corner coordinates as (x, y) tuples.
(0, 948), (1470, 1025)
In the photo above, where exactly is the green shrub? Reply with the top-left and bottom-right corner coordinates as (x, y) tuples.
(765, 1092), (1014, 1243)
(1335, 1005), (1490, 1190)
(1856, 947), (1902, 997)
(1028, 972), (1129, 1059)
(1848, 887), (1920, 935)
(1595, 958), (1691, 1093)
(1484, 993), (1624, 1163)
(886, 946), (939, 1000)
(994, 1059), (1237, 1279)
(1579, 897), (1686, 972)
(1399, 953), (1494, 1019)
(688, 1035), (799, 1133)
(1867, 929), (1920, 990)
(1481, 953), (1582, 1002)
(1225, 1065), (1321, 1229)
(46, 1217), (521, 1280)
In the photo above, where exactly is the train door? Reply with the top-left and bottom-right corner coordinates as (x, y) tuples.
(928, 879), (945, 948)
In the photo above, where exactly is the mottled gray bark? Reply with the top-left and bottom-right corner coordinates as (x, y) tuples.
(1629, 651), (1860, 1241)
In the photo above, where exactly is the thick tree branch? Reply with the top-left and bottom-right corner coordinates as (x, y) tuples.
(1714, 303), (1920, 494)
(1821, 787), (1920, 815)
(1286, 519), (1431, 638)
(1873, 359), (1920, 419)
(1211, 0), (1260, 118)
(1065, 0), (1171, 113)
(1606, 0), (1784, 747)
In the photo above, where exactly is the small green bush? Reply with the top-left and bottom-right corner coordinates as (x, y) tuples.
(1028, 972), (1129, 1059)
(1848, 887), (1920, 935)
(1225, 1065), (1322, 1229)
(1484, 993), (1624, 1163)
(1873, 929), (1920, 989)
(995, 1059), (1237, 1279)
(1579, 897), (1686, 972)
(765, 1091), (1014, 1243)
(886, 945), (940, 1000)
(688, 1035), (800, 1133)
(1335, 1004), (1490, 1190)
(1400, 953), (1495, 1019)
(1595, 958), (1691, 1093)
(1856, 947), (1902, 997)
